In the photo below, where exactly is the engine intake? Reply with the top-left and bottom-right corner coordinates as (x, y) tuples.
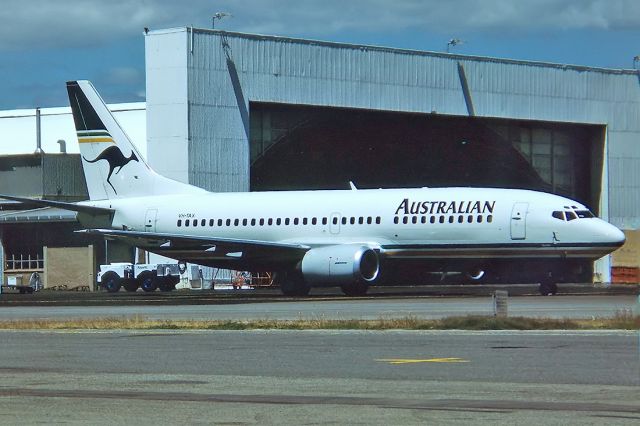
(301, 245), (380, 285)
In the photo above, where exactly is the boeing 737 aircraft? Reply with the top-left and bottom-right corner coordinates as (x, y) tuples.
(0, 81), (626, 296)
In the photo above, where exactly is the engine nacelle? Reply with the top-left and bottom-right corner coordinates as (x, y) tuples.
(300, 245), (380, 285)
(466, 269), (485, 281)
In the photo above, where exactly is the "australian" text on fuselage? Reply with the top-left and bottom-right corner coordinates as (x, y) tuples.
(395, 199), (496, 215)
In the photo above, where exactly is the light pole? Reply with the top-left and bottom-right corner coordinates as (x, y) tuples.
(633, 55), (640, 70)
(446, 38), (464, 53)
(212, 12), (231, 29)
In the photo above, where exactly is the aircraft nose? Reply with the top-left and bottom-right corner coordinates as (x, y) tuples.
(603, 223), (626, 247)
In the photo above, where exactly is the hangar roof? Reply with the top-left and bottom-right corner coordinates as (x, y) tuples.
(0, 103), (147, 157)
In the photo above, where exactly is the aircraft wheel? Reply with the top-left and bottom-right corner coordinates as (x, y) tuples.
(138, 272), (157, 292)
(277, 272), (310, 297)
(340, 281), (368, 297)
(102, 272), (122, 293)
(539, 280), (558, 296)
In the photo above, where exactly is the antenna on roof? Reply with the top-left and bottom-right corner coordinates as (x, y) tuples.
(34, 108), (44, 155)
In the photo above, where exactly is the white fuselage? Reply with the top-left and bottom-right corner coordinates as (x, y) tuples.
(85, 187), (624, 262)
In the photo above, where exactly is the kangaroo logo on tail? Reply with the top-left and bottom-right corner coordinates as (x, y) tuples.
(83, 146), (139, 194)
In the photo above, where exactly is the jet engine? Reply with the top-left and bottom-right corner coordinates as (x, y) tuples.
(300, 244), (379, 285)
(466, 268), (486, 281)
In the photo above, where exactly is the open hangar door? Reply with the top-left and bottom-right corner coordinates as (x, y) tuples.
(249, 102), (605, 284)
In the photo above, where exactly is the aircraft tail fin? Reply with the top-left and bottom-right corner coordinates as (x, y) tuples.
(66, 80), (203, 200)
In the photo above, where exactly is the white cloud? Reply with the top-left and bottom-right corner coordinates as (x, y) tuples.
(103, 67), (143, 85)
(0, 0), (638, 50)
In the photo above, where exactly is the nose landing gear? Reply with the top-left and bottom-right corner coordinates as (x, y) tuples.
(539, 275), (558, 296)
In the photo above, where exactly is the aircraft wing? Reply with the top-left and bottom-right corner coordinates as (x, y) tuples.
(77, 229), (310, 270)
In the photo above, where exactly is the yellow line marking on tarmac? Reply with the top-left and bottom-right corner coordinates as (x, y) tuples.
(376, 357), (470, 364)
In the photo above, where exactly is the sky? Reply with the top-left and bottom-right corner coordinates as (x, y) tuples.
(1, 0), (639, 109)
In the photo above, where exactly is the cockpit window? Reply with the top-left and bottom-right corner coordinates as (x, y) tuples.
(553, 208), (595, 221)
(575, 210), (594, 218)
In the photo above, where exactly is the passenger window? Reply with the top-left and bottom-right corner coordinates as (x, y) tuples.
(251, 219), (256, 226)
(268, 218), (273, 226)
(285, 218), (290, 225)
(177, 219), (182, 227)
(193, 220), (198, 227)
(218, 219), (223, 226)
(259, 218), (265, 226)
(421, 216), (426, 224)
(312, 217), (317, 225)
(350, 217), (356, 225)
(458, 215), (463, 223)
(552, 211), (564, 221)
(185, 219), (190, 226)
(487, 215), (493, 223)
(209, 219), (214, 226)
(226, 219), (231, 226)
(439, 216), (445, 223)
(276, 218), (282, 226)
(467, 215), (473, 223)
(323, 217), (328, 225)
(234, 219), (239, 226)
(375, 217), (381, 224)
(367, 217), (372, 225)
(430, 216), (435, 224)
(342, 217), (347, 225)
(412, 216), (417, 224)
(358, 217), (364, 225)
(302, 218), (307, 225)
(201, 219), (206, 226)
(394, 217), (399, 224)
(448, 216), (454, 223)
(402, 216), (408, 224)
(242, 219), (247, 226)
(477, 215), (483, 223)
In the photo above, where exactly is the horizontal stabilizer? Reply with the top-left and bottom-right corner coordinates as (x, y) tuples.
(0, 194), (114, 216)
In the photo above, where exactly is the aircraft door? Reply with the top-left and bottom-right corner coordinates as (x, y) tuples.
(330, 213), (341, 235)
(510, 202), (528, 240)
(144, 209), (158, 232)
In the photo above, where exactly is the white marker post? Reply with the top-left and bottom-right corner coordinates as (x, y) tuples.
(493, 290), (508, 317)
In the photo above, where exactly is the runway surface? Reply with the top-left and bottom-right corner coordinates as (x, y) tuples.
(0, 295), (637, 321)
(0, 329), (637, 424)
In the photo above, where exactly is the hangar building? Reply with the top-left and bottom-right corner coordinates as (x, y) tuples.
(143, 27), (640, 283)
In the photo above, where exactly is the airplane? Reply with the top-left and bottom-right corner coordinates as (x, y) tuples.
(0, 80), (626, 296)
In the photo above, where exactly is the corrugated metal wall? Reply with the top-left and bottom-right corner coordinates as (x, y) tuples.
(147, 28), (640, 229)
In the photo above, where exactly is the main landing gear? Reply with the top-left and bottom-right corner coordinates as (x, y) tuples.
(340, 281), (369, 297)
(275, 271), (310, 297)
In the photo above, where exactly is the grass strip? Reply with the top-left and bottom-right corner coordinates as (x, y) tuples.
(0, 312), (638, 330)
